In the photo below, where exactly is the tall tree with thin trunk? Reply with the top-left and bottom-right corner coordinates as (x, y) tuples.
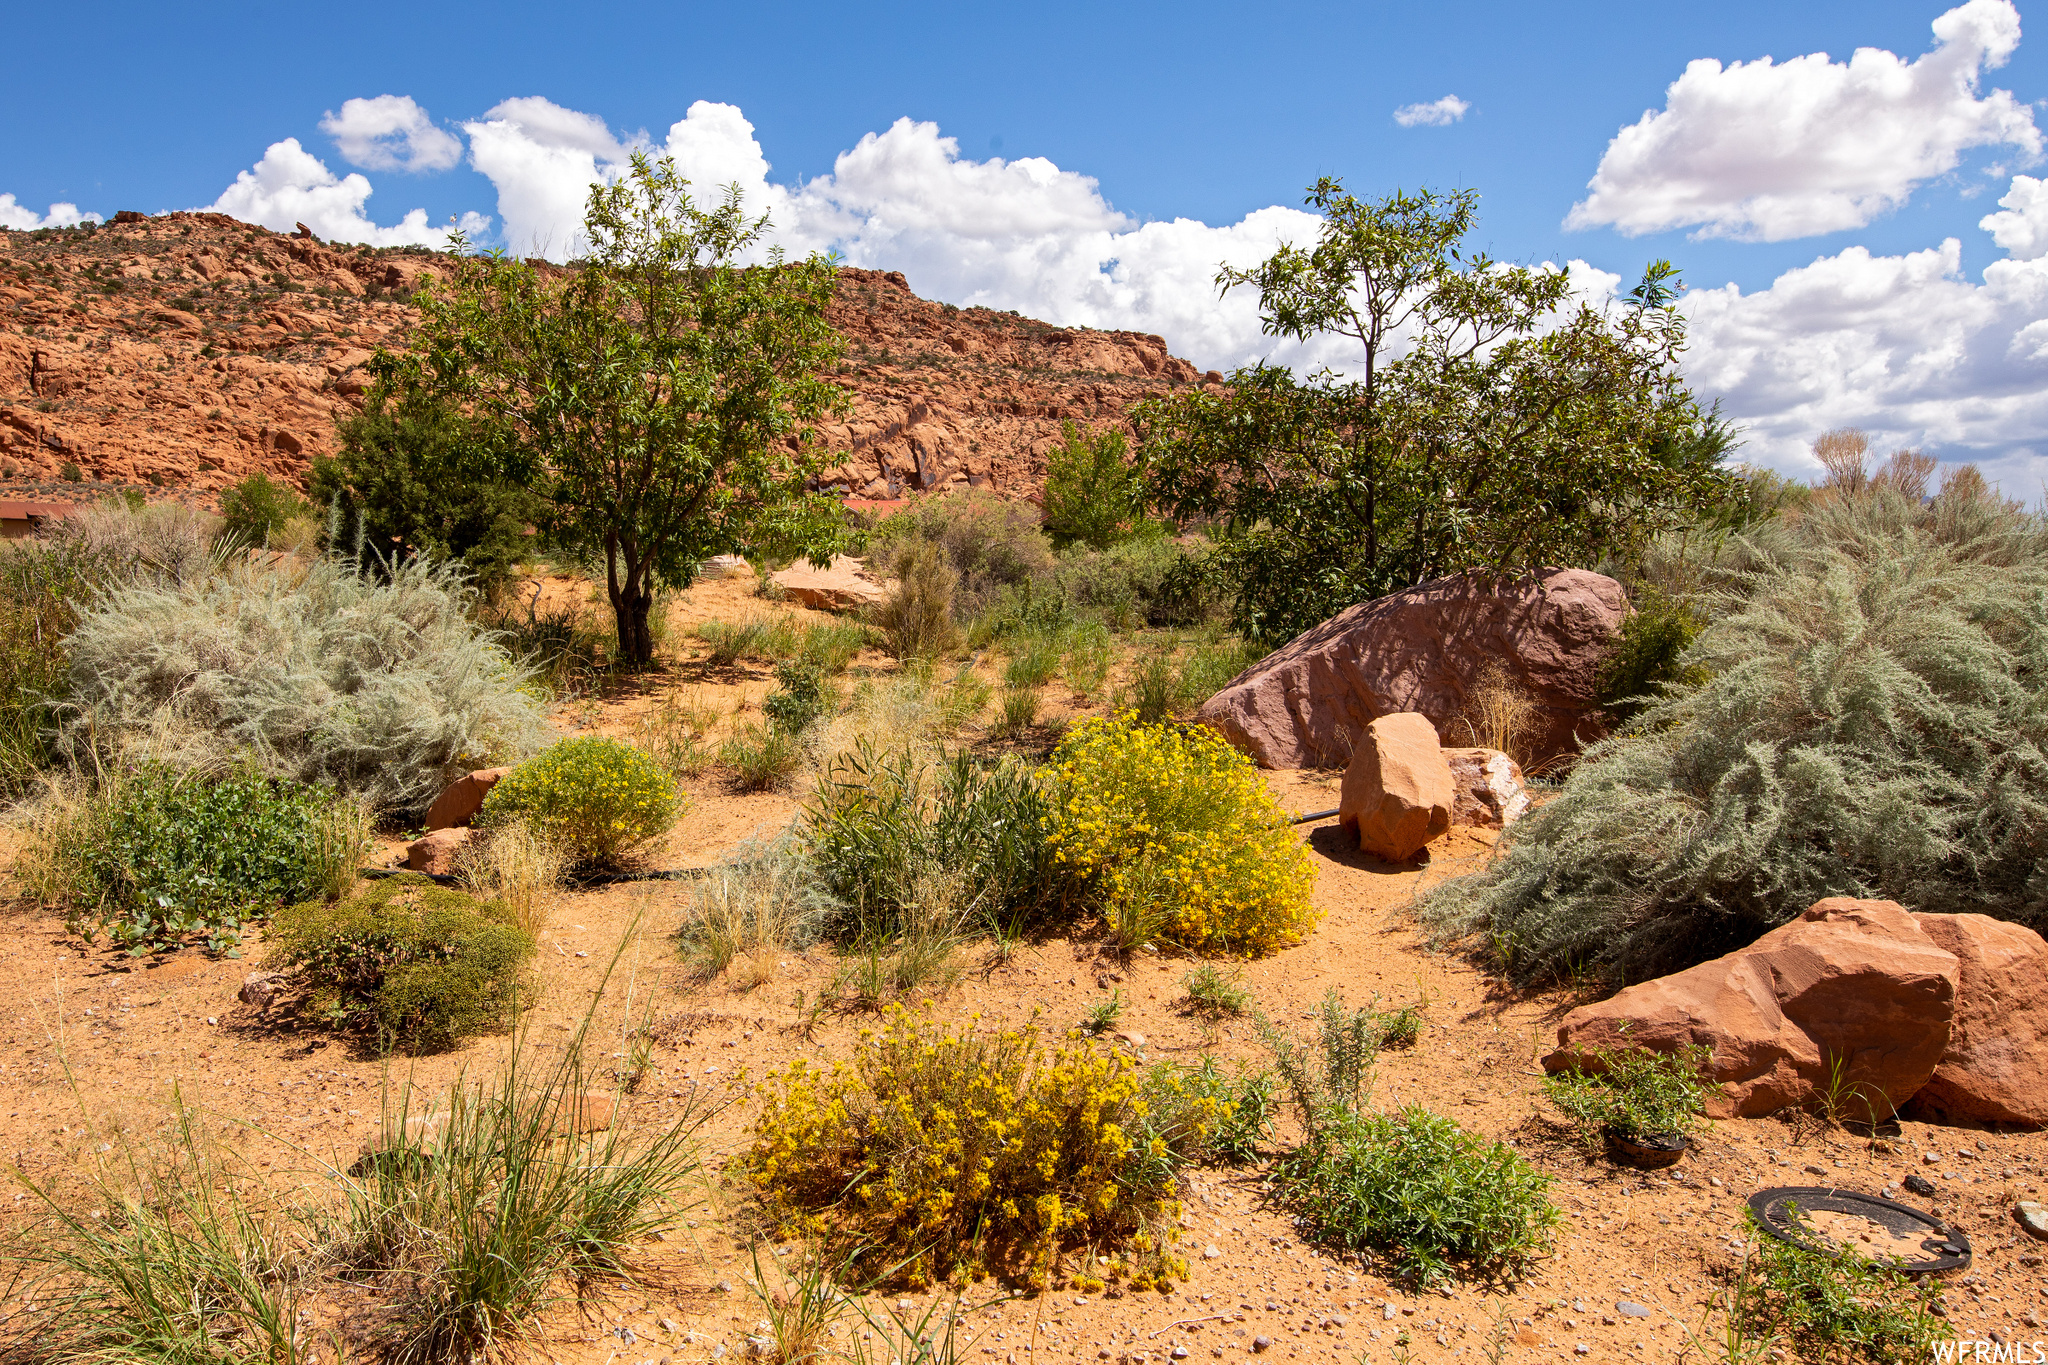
(394, 152), (848, 663)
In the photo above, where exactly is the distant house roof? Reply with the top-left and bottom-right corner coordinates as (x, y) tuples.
(0, 500), (75, 521)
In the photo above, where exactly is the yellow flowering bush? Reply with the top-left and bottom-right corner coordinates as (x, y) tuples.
(477, 736), (682, 865)
(1046, 715), (1318, 954)
(742, 1006), (1217, 1289)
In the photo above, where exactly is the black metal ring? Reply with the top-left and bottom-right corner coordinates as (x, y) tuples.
(1746, 1186), (1971, 1274)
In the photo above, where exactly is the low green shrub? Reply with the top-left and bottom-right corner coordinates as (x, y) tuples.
(1170, 1056), (1276, 1166)
(743, 1007), (1214, 1289)
(1180, 964), (1250, 1020)
(1043, 421), (1145, 551)
(1426, 488), (2048, 987)
(1047, 715), (1317, 954)
(1002, 634), (1062, 689)
(868, 489), (1056, 619)
(266, 874), (535, 1052)
(762, 659), (832, 735)
(478, 737), (683, 865)
(1271, 1105), (1559, 1288)
(1721, 1210), (1942, 1361)
(36, 766), (366, 956)
(1543, 1035), (1713, 1149)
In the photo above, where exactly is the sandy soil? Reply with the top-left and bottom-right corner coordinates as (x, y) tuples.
(1, 574), (2044, 1364)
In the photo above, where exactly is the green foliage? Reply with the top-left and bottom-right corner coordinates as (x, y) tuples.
(1048, 715), (1316, 954)
(1140, 182), (1735, 641)
(763, 658), (832, 734)
(1723, 1211), (1942, 1362)
(1180, 964), (1251, 1019)
(1271, 1105), (1559, 1288)
(0, 540), (96, 794)
(869, 490), (1057, 619)
(480, 736), (682, 865)
(805, 743), (1054, 942)
(396, 152), (850, 664)
(1043, 420), (1144, 551)
(314, 387), (539, 598)
(871, 542), (962, 659)
(61, 553), (549, 814)
(994, 685), (1039, 738)
(1425, 487), (2048, 987)
(1262, 989), (1416, 1126)
(720, 721), (806, 792)
(215, 472), (310, 549)
(1171, 1056), (1276, 1165)
(266, 874), (535, 1052)
(696, 614), (801, 667)
(1115, 638), (1267, 723)
(45, 766), (364, 956)
(1542, 1035), (1713, 1147)
(1597, 586), (1709, 723)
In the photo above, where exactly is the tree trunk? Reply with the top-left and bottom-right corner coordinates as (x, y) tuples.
(606, 541), (658, 666)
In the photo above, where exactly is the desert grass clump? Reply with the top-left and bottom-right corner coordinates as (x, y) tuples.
(721, 721), (807, 792)
(0, 538), (99, 793)
(1179, 964), (1250, 1019)
(479, 736), (683, 865)
(334, 1043), (710, 1362)
(871, 542), (962, 659)
(631, 688), (720, 779)
(30, 764), (371, 956)
(453, 818), (567, 936)
(1047, 715), (1317, 954)
(1448, 661), (1538, 763)
(697, 614), (802, 667)
(62, 553), (551, 814)
(678, 836), (839, 981)
(742, 1006), (1214, 1289)
(1426, 487), (2048, 988)
(799, 618), (870, 673)
(993, 686), (1039, 738)
(1543, 1036), (1713, 1150)
(266, 874), (535, 1052)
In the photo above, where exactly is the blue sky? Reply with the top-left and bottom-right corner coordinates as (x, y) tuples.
(6, 0), (2048, 483)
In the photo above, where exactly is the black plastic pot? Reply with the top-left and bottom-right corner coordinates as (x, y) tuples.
(1605, 1126), (1687, 1168)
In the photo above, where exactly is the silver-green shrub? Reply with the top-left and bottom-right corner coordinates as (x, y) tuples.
(1426, 486), (2048, 987)
(60, 554), (550, 814)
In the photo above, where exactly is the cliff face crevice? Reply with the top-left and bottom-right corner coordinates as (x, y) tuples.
(0, 216), (1218, 504)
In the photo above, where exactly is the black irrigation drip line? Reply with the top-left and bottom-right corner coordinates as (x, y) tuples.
(359, 865), (713, 889)
(1291, 807), (1341, 825)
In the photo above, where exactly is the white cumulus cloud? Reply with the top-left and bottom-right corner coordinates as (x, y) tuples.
(1393, 95), (1471, 128)
(320, 95), (463, 173)
(1980, 173), (2048, 258)
(1568, 0), (2042, 241)
(0, 194), (101, 230)
(205, 138), (489, 247)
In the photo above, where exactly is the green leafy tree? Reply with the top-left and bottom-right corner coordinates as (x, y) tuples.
(217, 472), (310, 549)
(1042, 420), (1144, 550)
(1138, 181), (1736, 641)
(392, 153), (849, 663)
(312, 388), (537, 599)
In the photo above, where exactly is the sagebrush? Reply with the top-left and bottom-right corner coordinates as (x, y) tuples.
(60, 554), (550, 814)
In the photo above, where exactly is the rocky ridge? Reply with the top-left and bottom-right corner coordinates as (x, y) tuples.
(0, 212), (1215, 504)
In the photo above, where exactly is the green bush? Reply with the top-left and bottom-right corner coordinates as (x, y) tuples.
(1043, 421), (1144, 551)
(40, 766), (365, 956)
(216, 472), (311, 549)
(762, 659), (831, 734)
(870, 543), (961, 659)
(266, 874), (534, 1052)
(314, 387), (539, 599)
(1426, 487), (2048, 987)
(1596, 585), (1708, 723)
(479, 737), (682, 865)
(1271, 1106), (1558, 1287)
(1542, 1036), (1712, 1148)
(0, 543), (92, 794)
(1724, 1210), (1942, 1361)
(868, 490), (1055, 618)
(720, 721), (806, 792)
(806, 743), (1054, 942)
(61, 554), (550, 815)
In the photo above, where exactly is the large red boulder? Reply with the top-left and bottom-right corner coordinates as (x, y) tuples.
(1196, 568), (1625, 769)
(1905, 914), (2048, 1128)
(1544, 898), (1959, 1119)
(1338, 712), (1453, 861)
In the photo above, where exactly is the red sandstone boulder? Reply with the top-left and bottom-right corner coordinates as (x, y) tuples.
(1905, 914), (2048, 1128)
(405, 827), (470, 876)
(1196, 569), (1626, 769)
(771, 554), (889, 611)
(1338, 713), (1453, 862)
(1545, 898), (1959, 1119)
(1443, 747), (1530, 829)
(423, 767), (512, 831)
